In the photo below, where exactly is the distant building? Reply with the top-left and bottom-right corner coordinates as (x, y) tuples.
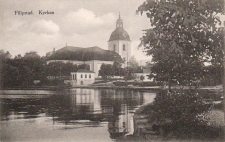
(71, 69), (95, 86)
(47, 14), (131, 77)
(134, 69), (153, 82)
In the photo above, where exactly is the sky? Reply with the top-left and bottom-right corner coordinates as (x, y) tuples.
(0, 0), (152, 60)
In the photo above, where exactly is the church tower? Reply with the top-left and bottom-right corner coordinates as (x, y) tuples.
(108, 14), (131, 67)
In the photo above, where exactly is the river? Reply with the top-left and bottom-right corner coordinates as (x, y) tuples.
(0, 88), (156, 142)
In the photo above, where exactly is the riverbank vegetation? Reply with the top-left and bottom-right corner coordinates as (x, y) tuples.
(142, 90), (224, 140)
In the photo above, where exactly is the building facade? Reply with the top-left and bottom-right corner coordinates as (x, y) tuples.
(71, 69), (95, 86)
(134, 69), (153, 82)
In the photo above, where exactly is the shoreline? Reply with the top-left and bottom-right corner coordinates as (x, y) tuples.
(0, 84), (222, 95)
(1, 84), (222, 90)
(0, 85), (162, 91)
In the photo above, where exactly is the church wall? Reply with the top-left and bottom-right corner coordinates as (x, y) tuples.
(47, 60), (114, 77)
(108, 40), (131, 67)
(86, 60), (114, 76)
(119, 40), (131, 65)
(108, 41), (120, 53)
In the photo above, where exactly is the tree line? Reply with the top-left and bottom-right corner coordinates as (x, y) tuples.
(0, 50), (90, 88)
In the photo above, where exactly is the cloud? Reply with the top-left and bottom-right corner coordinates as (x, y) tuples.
(30, 19), (60, 35)
(6, 20), (26, 32)
(61, 8), (116, 35)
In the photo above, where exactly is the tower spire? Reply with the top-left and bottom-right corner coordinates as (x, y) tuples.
(116, 12), (123, 28)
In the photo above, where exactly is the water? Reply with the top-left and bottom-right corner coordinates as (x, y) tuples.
(0, 88), (156, 142)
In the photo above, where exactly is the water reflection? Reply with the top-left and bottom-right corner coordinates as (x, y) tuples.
(0, 88), (156, 141)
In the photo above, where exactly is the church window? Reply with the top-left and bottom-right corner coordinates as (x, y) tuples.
(123, 44), (126, 51)
(123, 122), (126, 128)
(81, 74), (83, 78)
(89, 74), (91, 78)
(113, 44), (116, 51)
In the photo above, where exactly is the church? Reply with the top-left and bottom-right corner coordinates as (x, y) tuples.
(47, 15), (132, 77)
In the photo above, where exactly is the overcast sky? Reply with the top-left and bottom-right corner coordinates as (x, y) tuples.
(1, 0), (153, 60)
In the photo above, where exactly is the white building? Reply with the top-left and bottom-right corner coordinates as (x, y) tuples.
(71, 69), (95, 86)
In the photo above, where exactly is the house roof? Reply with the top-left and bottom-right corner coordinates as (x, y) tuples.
(76, 69), (95, 73)
(48, 46), (123, 62)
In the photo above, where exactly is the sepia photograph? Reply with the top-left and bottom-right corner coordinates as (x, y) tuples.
(0, 0), (225, 141)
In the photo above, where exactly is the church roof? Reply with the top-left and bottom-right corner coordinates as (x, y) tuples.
(108, 15), (131, 41)
(109, 27), (131, 41)
(48, 46), (123, 62)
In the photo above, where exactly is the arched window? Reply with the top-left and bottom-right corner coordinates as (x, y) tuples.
(123, 44), (126, 51)
(113, 44), (116, 51)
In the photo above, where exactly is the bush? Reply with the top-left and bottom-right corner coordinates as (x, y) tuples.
(41, 79), (64, 86)
(113, 81), (130, 86)
(143, 89), (217, 139)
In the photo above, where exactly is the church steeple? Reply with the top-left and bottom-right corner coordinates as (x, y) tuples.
(116, 13), (123, 28)
(108, 13), (131, 67)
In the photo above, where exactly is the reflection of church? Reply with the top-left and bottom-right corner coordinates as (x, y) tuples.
(47, 15), (132, 76)
(64, 89), (144, 138)
(100, 89), (144, 138)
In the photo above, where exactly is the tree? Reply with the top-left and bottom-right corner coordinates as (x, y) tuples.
(112, 61), (123, 76)
(45, 62), (78, 77)
(24, 51), (40, 59)
(138, 0), (224, 89)
(0, 50), (11, 60)
(123, 56), (142, 80)
(99, 64), (113, 81)
(137, 0), (224, 139)
(128, 56), (142, 73)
